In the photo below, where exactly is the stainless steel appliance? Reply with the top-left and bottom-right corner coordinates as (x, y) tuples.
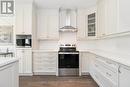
(16, 39), (31, 47)
(58, 44), (79, 76)
(16, 35), (32, 47)
(59, 8), (78, 32)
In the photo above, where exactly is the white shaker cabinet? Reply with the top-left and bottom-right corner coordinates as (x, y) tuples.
(97, 0), (117, 36)
(33, 52), (58, 75)
(80, 52), (90, 75)
(37, 9), (59, 40)
(97, 0), (106, 37)
(89, 53), (118, 87)
(97, 0), (130, 37)
(117, 0), (130, 33)
(15, 4), (23, 34)
(77, 9), (87, 40)
(77, 7), (96, 40)
(15, 4), (32, 35)
(0, 61), (18, 87)
(119, 66), (130, 87)
(16, 49), (32, 75)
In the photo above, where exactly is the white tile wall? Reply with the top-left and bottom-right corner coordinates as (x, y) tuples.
(81, 35), (130, 55)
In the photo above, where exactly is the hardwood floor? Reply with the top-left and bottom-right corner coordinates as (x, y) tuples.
(19, 75), (98, 87)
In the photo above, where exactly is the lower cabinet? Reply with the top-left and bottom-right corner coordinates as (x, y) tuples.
(89, 53), (119, 87)
(16, 49), (32, 75)
(0, 61), (19, 87)
(33, 52), (58, 75)
(80, 52), (90, 75)
(119, 65), (130, 87)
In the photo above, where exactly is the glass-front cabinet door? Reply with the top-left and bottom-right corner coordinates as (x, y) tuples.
(87, 13), (96, 37)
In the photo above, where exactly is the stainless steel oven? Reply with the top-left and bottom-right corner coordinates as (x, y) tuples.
(58, 46), (79, 76)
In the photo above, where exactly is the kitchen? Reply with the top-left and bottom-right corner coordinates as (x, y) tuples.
(0, 0), (130, 87)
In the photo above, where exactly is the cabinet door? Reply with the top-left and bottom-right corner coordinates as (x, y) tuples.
(97, 0), (106, 37)
(15, 4), (24, 34)
(119, 66), (130, 87)
(87, 13), (96, 37)
(0, 63), (18, 87)
(81, 53), (89, 73)
(48, 15), (59, 39)
(37, 13), (48, 39)
(77, 9), (86, 39)
(105, 0), (117, 35)
(118, 0), (130, 33)
(23, 4), (32, 34)
(23, 49), (32, 74)
(37, 9), (59, 40)
(16, 49), (24, 74)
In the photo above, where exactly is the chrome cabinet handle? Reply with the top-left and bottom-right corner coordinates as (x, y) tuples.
(106, 72), (112, 77)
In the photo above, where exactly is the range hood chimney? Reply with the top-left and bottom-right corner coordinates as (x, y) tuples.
(59, 8), (77, 32)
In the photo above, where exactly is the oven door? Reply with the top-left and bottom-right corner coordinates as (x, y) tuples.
(58, 52), (79, 76)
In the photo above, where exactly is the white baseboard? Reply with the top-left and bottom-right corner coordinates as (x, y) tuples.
(19, 72), (89, 76)
(33, 72), (56, 75)
(81, 72), (90, 75)
(19, 73), (33, 76)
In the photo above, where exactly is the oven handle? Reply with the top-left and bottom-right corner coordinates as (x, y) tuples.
(58, 52), (79, 54)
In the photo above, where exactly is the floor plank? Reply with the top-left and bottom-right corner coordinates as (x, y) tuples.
(19, 75), (98, 87)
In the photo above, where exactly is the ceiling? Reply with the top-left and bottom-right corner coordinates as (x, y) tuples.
(34, 0), (97, 9)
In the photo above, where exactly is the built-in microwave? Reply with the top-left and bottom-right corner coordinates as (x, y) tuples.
(16, 39), (31, 47)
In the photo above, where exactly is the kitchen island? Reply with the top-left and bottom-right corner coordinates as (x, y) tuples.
(0, 58), (19, 87)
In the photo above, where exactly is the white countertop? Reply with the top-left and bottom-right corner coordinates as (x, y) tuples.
(33, 50), (58, 52)
(33, 49), (130, 67)
(80, 49), (130, 67)
(0, 58), (19, 67)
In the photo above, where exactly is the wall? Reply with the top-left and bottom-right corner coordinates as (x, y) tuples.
(82, 35), (130, 55)
(0, 15), (15, 53)
(59, 32), (77, 44)
(0, 16), (14, 26)
(39, 32), (77, 50)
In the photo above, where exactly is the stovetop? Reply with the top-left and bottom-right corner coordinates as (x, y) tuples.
(59, 44), (79, 53)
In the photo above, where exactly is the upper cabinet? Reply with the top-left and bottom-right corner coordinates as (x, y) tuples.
(15, 4), (32, 35)
(77, 7), (96, 40)
(117, 0), (130, 33)
(97, 0), (130, 38)
(97, 0), (117, 37)
(37, 9), (59, 40)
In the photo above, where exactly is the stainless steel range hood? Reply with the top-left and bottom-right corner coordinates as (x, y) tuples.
(59, 8), (77, 32)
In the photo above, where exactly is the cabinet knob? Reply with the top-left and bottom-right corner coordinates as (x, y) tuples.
(106, 72), (112, 77)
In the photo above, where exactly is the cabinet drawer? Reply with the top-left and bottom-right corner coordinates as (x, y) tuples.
(33, 57), (56, 63)
(95, 56), (119, 72)
(94, 60), (118, 84)
(34, 62), (56, 66)
(104, 67), (118, 84)
(33, 66), (56, 71)
(95, 67), (117, 87)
